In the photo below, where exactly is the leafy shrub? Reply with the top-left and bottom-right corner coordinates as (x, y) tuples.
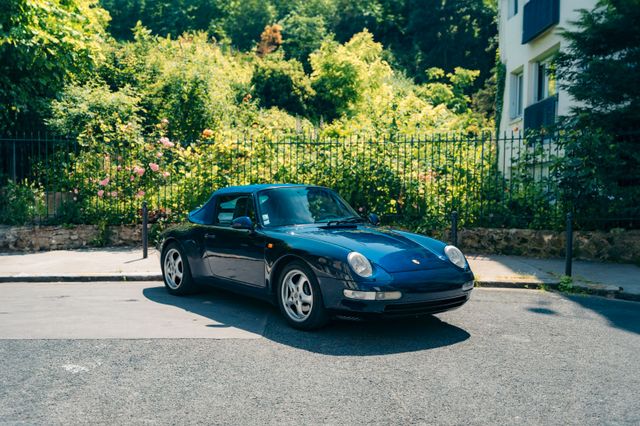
(0, 180), (46, 225)
(251, 55), (314, 116)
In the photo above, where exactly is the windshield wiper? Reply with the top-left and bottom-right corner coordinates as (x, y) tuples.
(323, 216), (365, 227)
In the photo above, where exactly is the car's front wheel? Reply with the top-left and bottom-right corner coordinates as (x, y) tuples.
(161, 242), (196, 295)
(277, 261), (329, 330)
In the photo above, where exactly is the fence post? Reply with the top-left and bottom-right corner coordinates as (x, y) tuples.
(142, 201), (148, 259)
(451, 211), (458, 246)
(565, 212), (573, 277)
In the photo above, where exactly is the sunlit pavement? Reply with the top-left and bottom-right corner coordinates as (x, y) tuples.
(0, 283), (639, 424)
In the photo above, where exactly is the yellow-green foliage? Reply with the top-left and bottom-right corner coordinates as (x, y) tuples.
(71, 27), (491, 142)
(0, 0), (110, 127)
(33, 26), (497, 227)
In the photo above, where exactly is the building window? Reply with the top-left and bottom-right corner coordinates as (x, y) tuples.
(509, 71), (524, 119)
(508, 0), (518, 18)
(535, 58), (556, 102)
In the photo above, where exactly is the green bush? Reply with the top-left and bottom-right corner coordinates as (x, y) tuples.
(251, 55), (314, 116)
(0, 180), (46, 225)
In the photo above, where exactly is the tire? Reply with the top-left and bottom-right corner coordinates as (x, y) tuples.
(276, 260), (329, 330)
(161, 242), (197, 295)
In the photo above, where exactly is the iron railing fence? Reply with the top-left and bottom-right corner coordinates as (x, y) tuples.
(1, 131), (638, 231)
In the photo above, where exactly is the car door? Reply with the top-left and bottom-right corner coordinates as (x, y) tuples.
(203, 193), (266, 287)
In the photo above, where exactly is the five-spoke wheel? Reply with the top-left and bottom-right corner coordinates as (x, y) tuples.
(277, 261), (328, 330)
(164, 248), (184, 290)
(162, 242), (196, 295)
(281, 269), (314, 322)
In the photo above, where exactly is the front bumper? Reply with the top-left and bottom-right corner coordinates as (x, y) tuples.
(318, 268), (474, 317)
(337, 290), (472, 318)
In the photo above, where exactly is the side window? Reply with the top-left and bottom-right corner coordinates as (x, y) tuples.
(246, 197), (256, 223)
(258, 194), (271, 225)
(535, 58), (556, 102)
(508, 0), (518, 18)
(214, 195), (254, 226)
(509, 70), (524, 119)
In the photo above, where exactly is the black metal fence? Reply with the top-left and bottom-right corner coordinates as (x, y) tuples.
(0, 131), (637, 231)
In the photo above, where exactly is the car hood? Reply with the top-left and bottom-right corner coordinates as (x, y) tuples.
(283, 225), (452, 273)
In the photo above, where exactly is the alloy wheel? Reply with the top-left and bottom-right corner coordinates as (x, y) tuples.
(164, 248), (184, 290)
(281, 269), (314, 322)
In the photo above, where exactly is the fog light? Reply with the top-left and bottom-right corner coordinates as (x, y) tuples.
(343, 290), (402, 301)
(462, 280), (474, 290)
(375, 291), (402, 300)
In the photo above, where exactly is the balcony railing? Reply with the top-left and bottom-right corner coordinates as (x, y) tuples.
(524, 95), (558, 131)
(522, 0), (560, 44)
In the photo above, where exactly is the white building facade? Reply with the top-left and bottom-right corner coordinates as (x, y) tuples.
(498, 0), (597, 136)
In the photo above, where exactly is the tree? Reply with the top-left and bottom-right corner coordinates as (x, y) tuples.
(555, 0), (640, 220)
(280, 13), (329, 72)
(556, 0), (640, 130)
(251, 55), (313, 115)
(309, 31), (391, 121)
(98, 0), (498, 90)
(0, 0), (109, 130)
(404, 0), (496, 86)
(100, 0), (226, 40)
(220, 0), (276, 51)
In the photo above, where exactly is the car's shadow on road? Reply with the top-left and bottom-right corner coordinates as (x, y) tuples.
(143, 285), (470, 356)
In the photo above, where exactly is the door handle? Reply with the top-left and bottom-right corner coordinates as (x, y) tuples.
(205, 234), (216, 240)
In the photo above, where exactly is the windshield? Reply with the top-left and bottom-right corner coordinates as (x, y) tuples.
(257, 187), (360, 227)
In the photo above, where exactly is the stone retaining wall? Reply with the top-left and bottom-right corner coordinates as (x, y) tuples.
(456, 228), (640, 264)
(1, 225), (639, 264)
(0, 225), (142, 251)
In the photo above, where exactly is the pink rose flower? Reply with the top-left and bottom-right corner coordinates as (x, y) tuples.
(99, 177), (109, 186)
(136, 190), (145, 198)
(162, 171), (170, 177)
(159, 137), (174, 148)
(149, 163), (160, 172)
(110, 191), (118, 197)
(156, 152), (163, 158)
(133, 166), (145, 177)
(97, 190), (104, 197)
(130, 175), (135, 181)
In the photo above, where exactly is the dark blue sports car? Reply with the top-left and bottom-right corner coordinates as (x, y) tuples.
(160, 184), (474, 330)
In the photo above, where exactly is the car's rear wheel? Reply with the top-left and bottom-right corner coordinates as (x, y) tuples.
(162, 242), (196, 295)
(277, 261), (328, 330)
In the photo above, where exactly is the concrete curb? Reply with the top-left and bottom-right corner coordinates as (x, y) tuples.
(477, 280), (640, 302)
(0, 274), (162, 283)
(475, 281), (547, 289)
(0, 274), (637, 302)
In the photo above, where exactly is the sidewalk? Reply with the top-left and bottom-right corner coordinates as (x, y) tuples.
(0, 248), (638, 301)
(468, 255), (640, 301)
(0, 248), (161, 282)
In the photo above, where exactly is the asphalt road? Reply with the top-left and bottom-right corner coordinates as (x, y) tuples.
(0, 282), (639, 425)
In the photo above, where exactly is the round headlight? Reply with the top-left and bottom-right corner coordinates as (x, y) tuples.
(347, 252), (373, 277)
(444, 245), (466, 269)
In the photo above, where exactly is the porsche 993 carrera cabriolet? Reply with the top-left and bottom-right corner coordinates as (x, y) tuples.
(160, 184), (474, 329)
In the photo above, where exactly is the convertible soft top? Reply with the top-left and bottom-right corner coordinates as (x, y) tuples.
(212, 183), (307, 196)
(190, 184), (313, 224)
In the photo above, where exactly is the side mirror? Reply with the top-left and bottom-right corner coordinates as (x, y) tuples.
(231, 216), (254, 230)
(368, 213), (380, 226)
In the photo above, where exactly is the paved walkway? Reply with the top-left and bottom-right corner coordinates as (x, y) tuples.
(0, 248), (638, 300)
(0, 248), (161, 281)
